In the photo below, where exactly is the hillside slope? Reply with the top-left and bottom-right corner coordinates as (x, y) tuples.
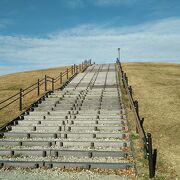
(123, 62), (180, 177)
(0, 66), (69, 126)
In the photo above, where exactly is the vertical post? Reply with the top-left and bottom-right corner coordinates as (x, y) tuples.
(118, 60), (122, 74)
(134, 100), (139, 133)
(52, 78), (54, 91)
(153, 149), (157, 177)
(116, 58), (119, 63)
(125, 76), (128, 86)
(147, 133), (155, 178)
(118, 48), (120, 61)
(19, 88), (23, 111)
(140, 117), (144, 126)
(66, 68), (69, 79)
(76, 65), (78, 73)
(71, 66), (73, 75)
(82, 62), (83, 71)
(134, 100), (139, 116)
(122, 72), (126, 89)
(73, 64), (75, 74)
(60, 72), (62, 84)
(38, 79), (40, 96)
(79, 64), (81, 72)
(85, 60), (87, 67)
(128, 86), (132, 97)
(124, 73), (128, 86)
(45, 75), (47, 91)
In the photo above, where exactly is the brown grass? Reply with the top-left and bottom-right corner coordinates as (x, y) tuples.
(0, 66), (71, 127)
(122, 62), (180, 179)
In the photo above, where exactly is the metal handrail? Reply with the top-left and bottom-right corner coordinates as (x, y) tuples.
(23, 85), (38, 96)
(0, 60), (91, 112)
(23, 82), (39, 91)
(0, 92), (19, 105)
(0, 96), (20, 111)
(116, 59), (157, 178)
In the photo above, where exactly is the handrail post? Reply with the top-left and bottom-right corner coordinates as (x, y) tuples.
(134, 100), (140, 133)
(147, 133), (155, 178)
(128, 86), (132, 97)
(60, 72), (62, 84)
(85, 60), (87, 67)
(38, 79), (40, 96)
(52, 78), (54, 91)
(134, 100), (139, 116)
(71, 65), (73, 75)
(67, 68), (69, 79)
(120, 62), (123, 74)
(116, 58), (119, 63)
(125, 76), (128, 86)
(140, 117), (144, 126)
(122, 71), (125, 89)
(76, 65), (78, 73)
(45, 75), (47, 91)
(82, 62), (83, 70)
(74, 64), (76, 74)
(124, 73), (128, 86)
(19, 88), (23, 111)
(79, 64), (81, 72)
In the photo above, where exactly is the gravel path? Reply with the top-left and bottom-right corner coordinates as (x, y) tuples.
(0, 168), (129, 180)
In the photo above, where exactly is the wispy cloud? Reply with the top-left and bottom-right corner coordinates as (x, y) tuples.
(63, 0), (85, 9)
(0, 19), (12, 29)
(0, 17), (180, 75)
(94, 0), (138, 6)
(62, 0), (138, 9)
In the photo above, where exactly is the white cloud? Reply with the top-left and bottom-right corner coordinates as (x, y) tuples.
(0, 17), (180, 74)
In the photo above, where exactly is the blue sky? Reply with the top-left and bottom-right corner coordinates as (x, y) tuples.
(0, 0), (180, 74)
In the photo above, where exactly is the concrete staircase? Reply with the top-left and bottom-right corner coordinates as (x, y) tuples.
(0, 64), (134, 173)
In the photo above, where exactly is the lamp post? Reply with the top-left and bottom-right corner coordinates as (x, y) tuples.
(118, 48), (120, 61)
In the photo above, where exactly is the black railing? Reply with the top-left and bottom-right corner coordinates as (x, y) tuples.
(0, 60), (91, 119)
(116, 59), (157, 178)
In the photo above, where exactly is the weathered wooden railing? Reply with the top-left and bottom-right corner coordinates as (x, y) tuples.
(116, 59), (157, 178)
(0, 60), (91, 129)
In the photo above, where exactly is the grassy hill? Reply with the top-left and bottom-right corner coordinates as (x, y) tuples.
(0, 62), (179, 178)
(122, 62), (180, 178)
(0, 66), (69, 126)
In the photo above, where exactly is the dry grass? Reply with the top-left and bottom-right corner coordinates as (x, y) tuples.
(0, 66), (71, 127)
(122, 62), (180, 179)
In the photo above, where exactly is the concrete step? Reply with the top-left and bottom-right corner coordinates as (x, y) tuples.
(0, 139), (130, 149)
(0, 149), (132, 158)
(0, 63), (135, 173)
(3, 132), (129, 139)
(17, 120), (127, 126)
(11, 125), (128, 131)
(0, 154), (133, 165)
(0, 159), (134, 170)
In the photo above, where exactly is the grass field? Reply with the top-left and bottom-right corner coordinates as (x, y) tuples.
(122, 62), (180, 178)
(0, 66), (70, 127)
(0, 62), (179, 178)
